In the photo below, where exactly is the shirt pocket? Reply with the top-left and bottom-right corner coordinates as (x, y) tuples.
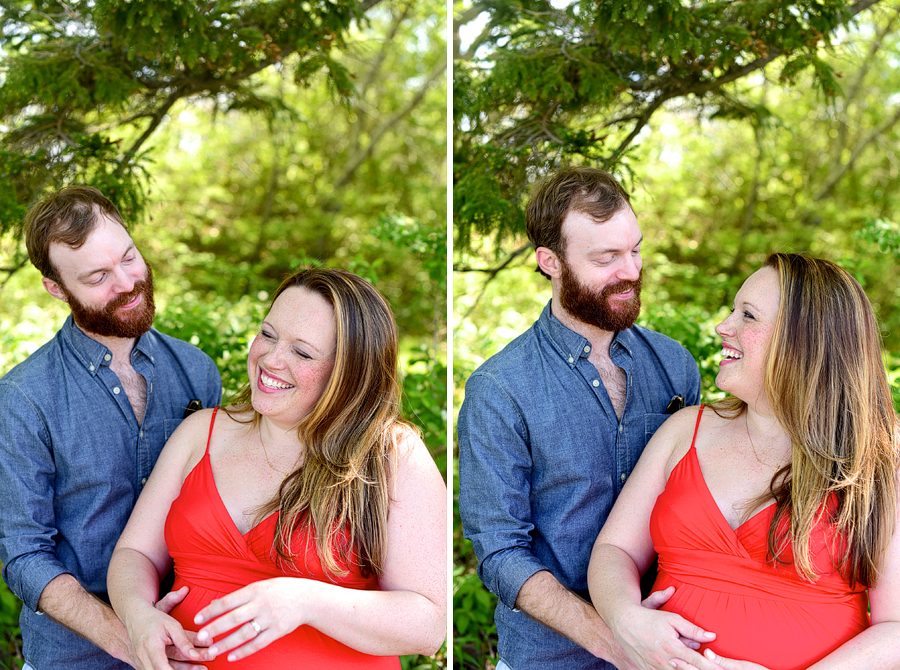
(644, 413), (670, 441)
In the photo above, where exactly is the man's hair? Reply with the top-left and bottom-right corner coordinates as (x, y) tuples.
(525, 167), (632, 279)
(24, 186), (127, 282)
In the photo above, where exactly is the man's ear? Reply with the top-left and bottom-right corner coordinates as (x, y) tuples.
(42, 277), (68, 302)
(535, 246), (562, 279)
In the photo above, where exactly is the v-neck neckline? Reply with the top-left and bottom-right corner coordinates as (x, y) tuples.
(202, 451), (280, 539)
(685, 405), (776, 536)
(687, 444), (775, 534)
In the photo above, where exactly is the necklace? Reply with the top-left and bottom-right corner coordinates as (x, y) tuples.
(258, 424), (291, 476)
(745, 417), (782, 473)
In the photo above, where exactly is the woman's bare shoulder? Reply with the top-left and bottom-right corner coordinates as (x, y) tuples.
(651, 404), (710, 476)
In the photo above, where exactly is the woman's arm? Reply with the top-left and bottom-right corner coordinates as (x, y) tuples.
(193, 428), (448, 662)
(588, 407), (719, 670)
(108, 409), (213, 670)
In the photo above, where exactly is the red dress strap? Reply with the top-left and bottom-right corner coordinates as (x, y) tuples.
(689, 404), (706, 449)
(205, 407), (219, 456)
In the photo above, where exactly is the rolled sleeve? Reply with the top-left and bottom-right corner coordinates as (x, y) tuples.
(458, 371), (548, 609)
(0, 381), (70, 611)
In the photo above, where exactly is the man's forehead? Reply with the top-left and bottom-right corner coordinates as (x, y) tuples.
(561, 208), (641, 248)
(48, 214), (135, 272)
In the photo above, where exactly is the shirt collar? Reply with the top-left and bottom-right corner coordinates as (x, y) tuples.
(61, 315), (156, 375)
(538, 300), (635, 367)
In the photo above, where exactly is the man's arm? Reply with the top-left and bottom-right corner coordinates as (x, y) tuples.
(515, 570), (622, 662)
(459, 371), (629, 662)
(37, 574), (135, 665)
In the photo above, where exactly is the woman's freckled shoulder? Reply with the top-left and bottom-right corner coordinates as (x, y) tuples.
(650, 404), (705, 474)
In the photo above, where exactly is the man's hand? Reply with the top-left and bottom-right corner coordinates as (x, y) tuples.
(154, 586), (211, 669)
(640, 586), (701, 652)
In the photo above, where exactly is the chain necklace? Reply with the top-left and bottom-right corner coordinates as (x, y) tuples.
(258, 424), (291, 476)
(745, 416), (782, 473)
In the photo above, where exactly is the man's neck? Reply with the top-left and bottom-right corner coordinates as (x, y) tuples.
(73, 321), (139, 366)
(549, 299), (616, 358)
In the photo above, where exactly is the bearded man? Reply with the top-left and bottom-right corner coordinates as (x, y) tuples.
(458, 167), (702, 670)
(0, 186), (222, 670)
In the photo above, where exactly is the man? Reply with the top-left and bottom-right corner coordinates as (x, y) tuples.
(458, 167), (703, 669)
(0, 187), (222, 669)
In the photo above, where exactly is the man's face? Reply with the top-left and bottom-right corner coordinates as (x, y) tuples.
(555, 207), (643, 332)
(45, 213), (155, 339)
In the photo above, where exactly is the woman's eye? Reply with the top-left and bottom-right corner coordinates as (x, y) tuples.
(293, 349), (312, 360)
(260, 330), (275, 340)
(743, 311), (755, 320)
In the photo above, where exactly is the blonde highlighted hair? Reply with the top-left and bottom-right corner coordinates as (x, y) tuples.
(227, 267), (414, 577)
(714, 253), (899, 587)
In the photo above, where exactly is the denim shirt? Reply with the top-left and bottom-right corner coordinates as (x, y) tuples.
(458, 302), (700, 670)
(0, 316), (222, 670)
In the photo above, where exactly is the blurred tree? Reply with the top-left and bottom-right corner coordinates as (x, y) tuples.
(453, 4), (900, 665)
(0, 0), (374, 280)
(454, 0), (884, 251)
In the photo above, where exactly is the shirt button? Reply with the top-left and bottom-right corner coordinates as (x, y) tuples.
(89, 364), (95, 371)
(568, 356), (574, 364)
(139, 431), (143, 438)
(104, 354), (111, 361)
(619, 425), (623, 433)
(141, 477), (148, 485)
(583, 345), (591, 353)
(620, 473), (627, 483)
(592, 379), (600, 387)
(113, 387), (121, 394)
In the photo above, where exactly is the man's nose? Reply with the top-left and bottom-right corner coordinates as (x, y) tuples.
(110, 266), (136, 294)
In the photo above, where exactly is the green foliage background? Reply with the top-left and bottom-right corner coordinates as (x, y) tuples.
(454, 1), (900, 667)
(0, 1), (447, 667)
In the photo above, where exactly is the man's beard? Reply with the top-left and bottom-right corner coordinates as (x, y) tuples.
(62, 266), (156, 339)
(558, 257), (642, 332)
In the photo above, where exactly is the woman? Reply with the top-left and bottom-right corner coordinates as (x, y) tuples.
(588, 253), (900, 670)
(108, 268), (447, 669)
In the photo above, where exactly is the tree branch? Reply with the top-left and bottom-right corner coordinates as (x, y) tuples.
(333, 54), (447, 188)
(454, 242), (534, 327)
(815, 102), (900, 202)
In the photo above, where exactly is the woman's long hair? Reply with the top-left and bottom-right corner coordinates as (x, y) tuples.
(713, 253), (899, 587)
(227, 267), (413, 578)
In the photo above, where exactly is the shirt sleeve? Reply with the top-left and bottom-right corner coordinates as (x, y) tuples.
(0, 381), (72, 611)
(682, 347), (702, 406)
(457, 371), (548, 610)
(203, 355), (223, 409)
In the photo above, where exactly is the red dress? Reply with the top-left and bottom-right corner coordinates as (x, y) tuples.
(649, 407), (869, 670)
(163, 409), (400, 668)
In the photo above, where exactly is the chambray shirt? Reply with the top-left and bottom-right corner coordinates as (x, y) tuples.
(0, 316), (221, 670)
(458, 302), (700, 670)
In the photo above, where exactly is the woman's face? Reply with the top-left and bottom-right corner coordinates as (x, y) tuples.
(714, 266), (781, 409)
(247, 286), (337, 429)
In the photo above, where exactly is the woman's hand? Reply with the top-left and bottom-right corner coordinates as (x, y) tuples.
(194, 577), (310, 662)
(610, 600), (719, 670)
(670, 649), (771, 670)
(125, 587), (206, 670)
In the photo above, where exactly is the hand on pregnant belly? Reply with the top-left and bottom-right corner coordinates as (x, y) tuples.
(194, 577), (309, 663)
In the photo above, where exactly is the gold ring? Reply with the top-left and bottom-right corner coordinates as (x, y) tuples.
(249, 619), (261, 636)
